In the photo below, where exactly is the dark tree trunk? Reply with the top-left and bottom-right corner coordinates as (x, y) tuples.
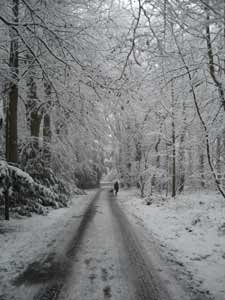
(3, 172), (10, 220)
(26, 61), (42, 159)
(216, 137), (221, 184)
(30, 111), (42, 155)
(188, 147), (192, 179)
(4, 189), (9, 220)
(199, 150), (205, 188)
(6, 0), (19, 164)
(172, 120), (176, 197)
(156, 131), (161, 193)
(165, 145), (169, 196)
(205, 6), (225, 110)
(171, 81), (176, 197)
(43, 80), (52, 166)
(178, 100), (186, 193)
(179, 132), (185, 193)
(140, 175), (145, 198)
(43, 113), (51, 165)
(151, 136), (161, 193)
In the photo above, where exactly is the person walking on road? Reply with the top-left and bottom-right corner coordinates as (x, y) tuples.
(114, 181), (119, 196)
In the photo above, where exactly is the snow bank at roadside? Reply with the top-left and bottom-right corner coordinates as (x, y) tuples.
(0, 190), (97, 300)
(118, 189), (225, 300)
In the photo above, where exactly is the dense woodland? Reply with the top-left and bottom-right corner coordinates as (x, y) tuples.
(1, 0), (225, 219)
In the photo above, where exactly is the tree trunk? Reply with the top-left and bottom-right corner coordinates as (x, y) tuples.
(43, 113), (51, 165)
(179, 133), (185, 193)
(140, 175), (145, 198)
(30, 111), (42, 155)
(171, 80), (176, 197)
(3, 169), (10, 220)
(188, 148), (193, 185)
(156, 153), (161, 193)
(26, 61), (42, 159)
(4, 189), (9, 220)
(165, 148), (169, 196)
(205, 5), (225, 110)
(154, 133), (161, 193)
(216, 136), (221, 184)
(199, 150), (205, 188)
(43, 80), (52, 166)
(172, 121), (176, 197)
(178, 100), (186, 193)
(6, 0), (19, 164)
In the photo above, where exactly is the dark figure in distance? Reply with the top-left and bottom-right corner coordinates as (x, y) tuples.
(114, 181), (119, 196)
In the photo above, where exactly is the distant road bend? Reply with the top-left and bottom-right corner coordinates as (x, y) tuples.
(30, 186), (171, 300)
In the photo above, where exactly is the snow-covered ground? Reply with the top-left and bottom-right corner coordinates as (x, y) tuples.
(118, 189), (225, 300)
(1, 187), (225, 300)
(0, 190), (97, 300)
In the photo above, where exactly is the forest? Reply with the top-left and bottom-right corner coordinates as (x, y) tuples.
(1, 0), (225, 219)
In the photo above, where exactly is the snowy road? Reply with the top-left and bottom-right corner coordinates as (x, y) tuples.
(21, 189), (171, 300)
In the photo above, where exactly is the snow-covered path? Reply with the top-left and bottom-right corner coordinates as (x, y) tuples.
(1, 189), (190, 300)
(33, 189), (175, 300)
(57, 189), (172, 300)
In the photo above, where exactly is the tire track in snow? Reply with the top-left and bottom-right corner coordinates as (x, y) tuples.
(33, 189), (101, 300)
(110, 193), (171, 300)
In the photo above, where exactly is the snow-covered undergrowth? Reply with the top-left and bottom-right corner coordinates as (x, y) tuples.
(0, 161), (83, 217)
(119, 189), (225, 300)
